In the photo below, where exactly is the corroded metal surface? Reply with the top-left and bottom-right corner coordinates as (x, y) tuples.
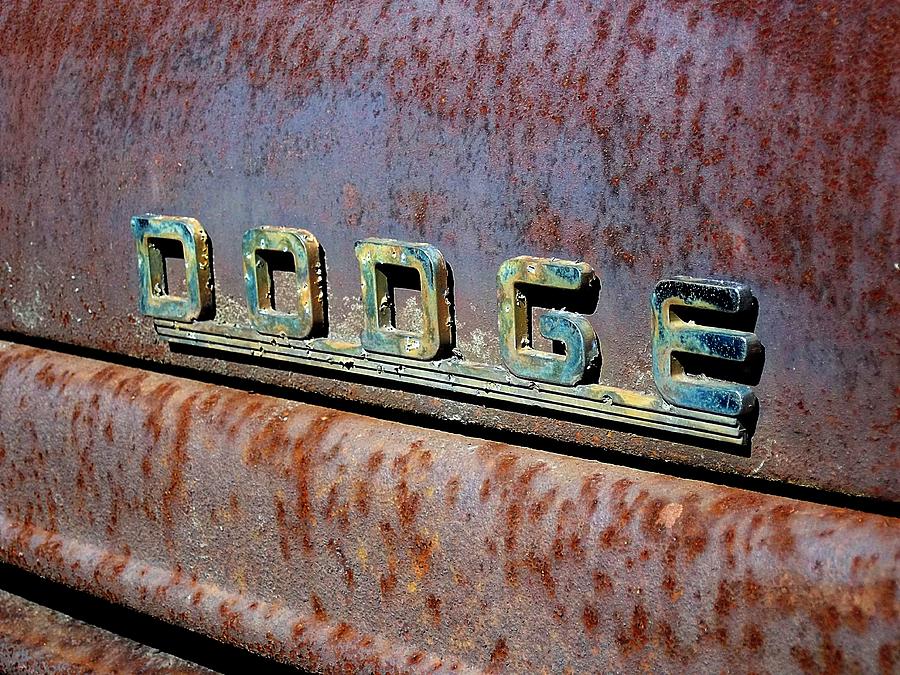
(0, 0), (897, 500)
(154, 317), (751, 448)
(0, 342), (896, 672)
(0, 589), (215, 674)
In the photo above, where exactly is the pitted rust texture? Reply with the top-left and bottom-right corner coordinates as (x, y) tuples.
(0, 1), (896, 500)
(0, 343), (896, 673)
(0, 589), (214, 674)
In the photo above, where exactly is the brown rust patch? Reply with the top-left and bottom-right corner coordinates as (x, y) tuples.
(879, 644), (897, 675)
(504, 503), (521, 552)
(582, 603), (600, 634)
(331, 622), (353, 643)
(714, 580), (737, 618)
(244, 407), (291, 466)
(396, 480), (421, 529)
(141, 381), (179, 443)
(766, 504), (798, 559)
(380, 572), (397, 596)
(617, 604), (649, 655)
(791, 645), (818, 673)
(34, 362), (57, 389)
(352, 478), (370, 516)
(479, 478), (491, 502)
(160, 392), (199, 536)
(674, 494), (709, 562)
(112, 371), (149, 398)
(366, 448), (384, 473)
(275, 413), (342, 553)
(444, 475), (460, 506)
(218, 600), (243, 639)
(310, 594), (327, 622)
(487, 638), (508, 672)
(228, 399), (265, 439)
(742, 623), (764, 652)
(594, 571), (614, 596)
(140, 453), (152, 479)
(425, 594), (441, 626)
(411, 534), (436, 579)
(523, 549), (556, 596)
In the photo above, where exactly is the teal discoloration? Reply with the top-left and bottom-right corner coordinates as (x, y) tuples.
(651, 277), (762, 416)
(411, 247), (437, 285)
(355, 238), (453, 360)
(242, 227), (326, 339)
(537, 312), (601, 385)
(549, 264), (582, 284)
(132, 215), (213, 321)
(136, 222), (759, 442)
(497, 256), (600, 386)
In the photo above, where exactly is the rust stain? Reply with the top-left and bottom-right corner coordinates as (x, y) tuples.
(488, 638), (508, 672)
(1, 0), (896, 504)
(160, 392), (199, 537)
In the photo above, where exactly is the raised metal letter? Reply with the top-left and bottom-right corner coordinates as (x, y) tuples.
(651, 277), (761, 416)
(355, 238), (452, 360)
(243, 226), (325, 338)
(497, 256), (600, 386)
(132, 214), (213, 321)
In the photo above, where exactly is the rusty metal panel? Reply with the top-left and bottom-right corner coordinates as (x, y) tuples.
(0, 342), (896, 672)
(0, 588), (215, 674)
(0, 0), (896, 501)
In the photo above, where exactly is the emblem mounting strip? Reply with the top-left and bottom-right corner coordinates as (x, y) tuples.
(154, 320), (747, 446)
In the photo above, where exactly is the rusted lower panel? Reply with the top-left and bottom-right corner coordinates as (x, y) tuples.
(0, 589), (214, 674)
(0, 342), (896, 673)
(0, 1), (897, 501)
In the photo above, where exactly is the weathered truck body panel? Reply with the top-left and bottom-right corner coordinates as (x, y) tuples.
(0, 1), (897, 672)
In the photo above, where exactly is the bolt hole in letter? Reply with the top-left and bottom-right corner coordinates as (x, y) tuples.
(651, 277), (764, 416)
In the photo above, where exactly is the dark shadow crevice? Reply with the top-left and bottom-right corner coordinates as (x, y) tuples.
(0, 562), (309, 674)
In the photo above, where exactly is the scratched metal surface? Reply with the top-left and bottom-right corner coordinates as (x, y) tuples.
(0, 1), (897, 500)
(0, 342), (897, 672)
(0, 589), (216, 674)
